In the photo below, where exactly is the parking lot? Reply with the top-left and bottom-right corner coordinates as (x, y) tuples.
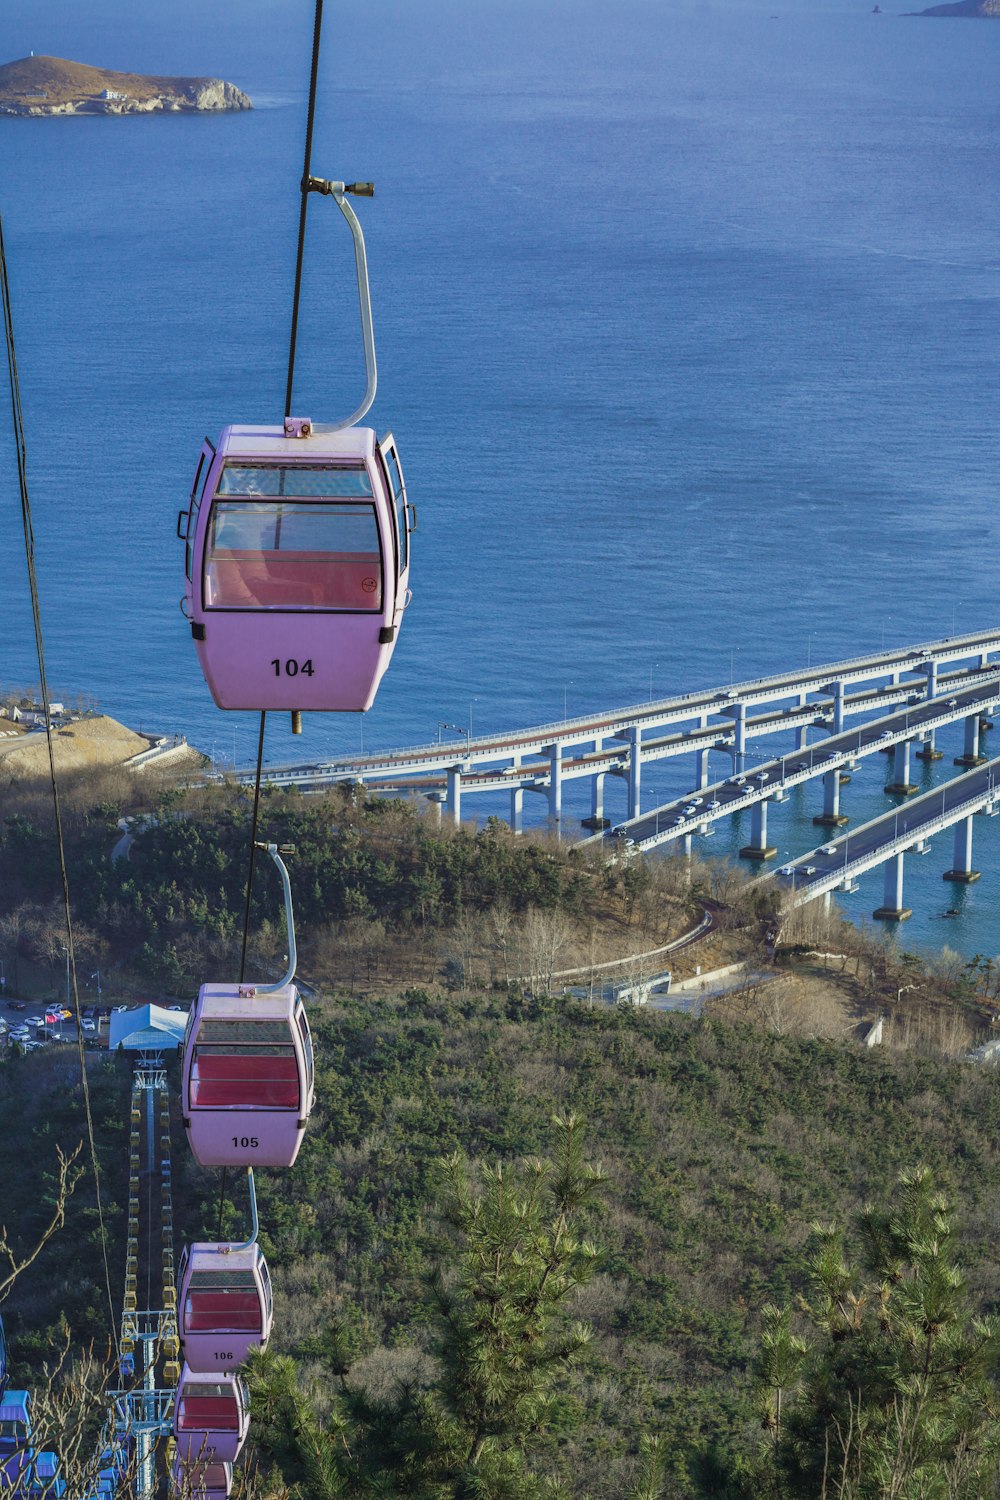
(0, 997), (188, 1052)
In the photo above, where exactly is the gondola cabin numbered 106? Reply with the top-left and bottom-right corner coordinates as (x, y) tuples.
(179, 419), (414, 715)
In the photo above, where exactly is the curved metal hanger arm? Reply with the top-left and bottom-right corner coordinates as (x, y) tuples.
(252, 842), (298, 992)
(307, 177), (378, 432)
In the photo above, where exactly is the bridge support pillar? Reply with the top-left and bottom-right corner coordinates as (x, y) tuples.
(548, 743), (563, 841)
(446, 766), (462, 826)
(695, 723), (711, 790)
(582, 772), (607, 831)
(943, 815), (980, 884)
(740, 798), (776, 861)
(510, 786), (523, 835)
(955, 713), (986, 767)
(797, 692), (810, 750)
(814, 768), (848, 827)
(581, 739), (609, 830)
(427, 791), (444, 826)
(886, 739), (917, 795)
(916, 729), (942, 762)
(628, 725), (641, 820)
(874, 852), (911, 922)
(831, 680), (846, 734)
(729, 702), (747, 772)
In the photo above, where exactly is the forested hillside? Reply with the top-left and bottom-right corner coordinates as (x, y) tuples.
(3, 988), (999, 1495)
(0, 777), (710, 997)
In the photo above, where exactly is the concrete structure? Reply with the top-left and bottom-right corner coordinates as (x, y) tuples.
(760, 756), (1000, 921)
(233, 631), (1000, 835)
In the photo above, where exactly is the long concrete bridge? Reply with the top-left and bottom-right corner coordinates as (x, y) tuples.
(243, 629), (1000, 840)
(598, 675), (1000, 858)
(760, 756), (1000, 921)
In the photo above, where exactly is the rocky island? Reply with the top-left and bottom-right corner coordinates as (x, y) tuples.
(908, 0), (1000, 13)
(0, 55), (252, 116)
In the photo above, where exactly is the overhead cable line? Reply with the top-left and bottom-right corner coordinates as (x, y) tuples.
(0, 207), (119, 1356)
(237, 0), (327, 992)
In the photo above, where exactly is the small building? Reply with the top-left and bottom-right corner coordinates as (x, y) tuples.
(110, 1004), (187, 1053)
(100, 89), (128, 101)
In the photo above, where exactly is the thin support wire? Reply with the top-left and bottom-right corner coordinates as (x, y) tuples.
(0, 208), (119, 1356)
(285, 0), (325, 417)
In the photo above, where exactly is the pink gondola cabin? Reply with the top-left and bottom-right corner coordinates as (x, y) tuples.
(170, 1458), (232, 1500)
(179, 420), (413, 714)
(178, 1241), (274, 1373)
(181, 983), (315, 1169)
(172, 1369), (249, 1465)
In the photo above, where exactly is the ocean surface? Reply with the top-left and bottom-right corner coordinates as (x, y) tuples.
(2, 0), (1000, 957)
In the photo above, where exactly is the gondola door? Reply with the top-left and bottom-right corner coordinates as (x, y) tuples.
(378, 434), (413, 634)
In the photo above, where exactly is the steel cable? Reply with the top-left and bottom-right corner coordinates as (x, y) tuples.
(237, 0), (325, 990)
(0, 208), (119, 1357)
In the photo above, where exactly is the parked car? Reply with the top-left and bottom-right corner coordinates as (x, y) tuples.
(81, 1019), (97, 1034)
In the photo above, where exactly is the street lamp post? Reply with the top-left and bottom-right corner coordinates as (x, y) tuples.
(60, 946), (70, 1039)
(90, 969), (103, 1030)
(441, 722), (469, 751)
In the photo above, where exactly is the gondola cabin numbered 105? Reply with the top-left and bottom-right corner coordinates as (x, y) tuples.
(179, 419), (414, 714)
(181, 982), (316, 1169)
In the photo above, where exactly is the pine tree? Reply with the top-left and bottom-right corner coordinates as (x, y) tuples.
(725, 1167), (1000, 1500)
(246, 1114), (610, 1499)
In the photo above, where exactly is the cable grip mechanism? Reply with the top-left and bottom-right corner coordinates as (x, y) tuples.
(305, 176), (375, 198)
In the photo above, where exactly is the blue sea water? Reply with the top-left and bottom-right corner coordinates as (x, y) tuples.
(2, 0), (1000, 957)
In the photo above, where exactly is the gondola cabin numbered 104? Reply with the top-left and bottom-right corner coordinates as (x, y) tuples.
(179, 419), (414, 714)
